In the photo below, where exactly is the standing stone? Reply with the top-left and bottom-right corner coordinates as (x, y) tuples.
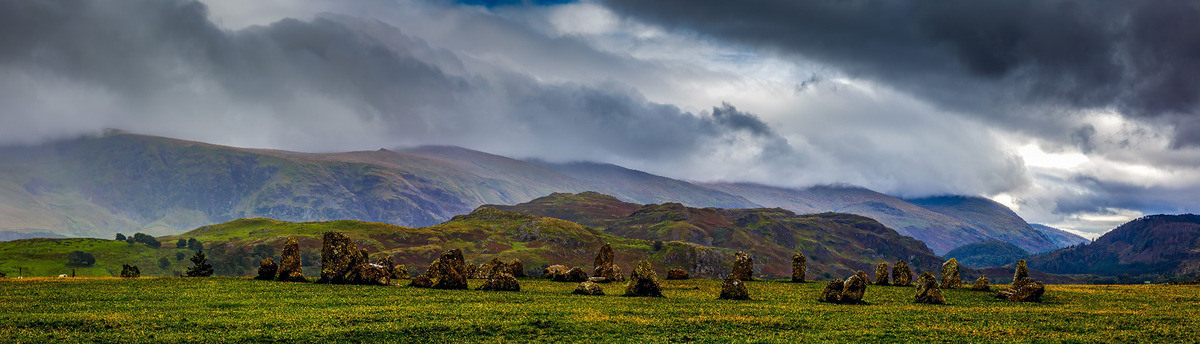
(914, 272), (946, 304)
(477, 272), (520, 291)
(874, 262), (890, 286)
(410, 274), (433, 288)
(319, 232), (367, 284)
(277, 237), (306, 282)
(476, 258), (506, 279)
(256, 257), (278, 280)
(940, 258), (962, 289)
(393, 264), (410, 280)
(427, 249), (469, 290)
(892, 261), (913, 286)
(997, 277), (1045, 302)
(970, 275), (991, 291)
(376, 256), (396, 278)
(666, 268), (689, 280)
(791, 252), (807, 282)
(819, 278), (845, 303)
(573, 281), (605, 295)
(350, 263), (391, 286)
(1012, 260), (1029, 288)
(508, 259), (526, 277)
(465, 264), (479, 279)
(841, 273), (867, 303)
(731, 251), (754, 281)
(856, 270), (872, 285)
(718, 275), (750, 300)
(555, 267), (589, 282)
(624, 260), (664, 297)
(543, 265), (569, 279)
(593, 243), (624, 281)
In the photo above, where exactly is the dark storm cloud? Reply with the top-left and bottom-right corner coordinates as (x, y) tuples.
(1052, 176), (1200, 216)
(599, 0), (1200, 146)
(0, 0), (786, 164)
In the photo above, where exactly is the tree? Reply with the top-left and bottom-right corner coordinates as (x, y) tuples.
(185, 250), (213, 277)
(187, 238), (202, 251)
(66, 251), (96, 267)
(131, 233), (161, 248)
(176, 239), (187, 248)
(175, 251), (186, 261)
(115, 233), (126, 241)
(158, 257), (170, 269)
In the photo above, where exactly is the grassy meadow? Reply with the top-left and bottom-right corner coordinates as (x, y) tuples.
(0, 277), (1195, 343)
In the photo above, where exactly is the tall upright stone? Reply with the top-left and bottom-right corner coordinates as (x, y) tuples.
(791, 252), (806, 282)
(731, 251), (754, 281)
(1012, 260), (1029, 288)
(593, 243), (624, 281)
(427, 249), (469, 290)
(940, 258), (962, 289)
(624, 260), (663, 297)
(319, 232), (367, 284)
(914, 272), (946, 304)
(874, 262), (890, 286)
(277, 237), (307, 282)
(892, 261), (913, 286)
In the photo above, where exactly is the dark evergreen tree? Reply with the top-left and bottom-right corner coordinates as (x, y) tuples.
(185, 250), (214, 277)
(66, 251), (96, 267)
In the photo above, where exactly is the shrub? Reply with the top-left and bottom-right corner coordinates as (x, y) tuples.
(175, 252), (186, 261)
(66, 251), (96, 267)
(653, 240), (664, 251)
(176, 239), (187, 248)
(158, 257), (170, 269)
(187, 238), (202, 251)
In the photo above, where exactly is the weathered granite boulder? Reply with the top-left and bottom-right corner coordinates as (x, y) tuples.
(350, 263), (391, 286)
(277, 237), (306, 282)
(718, 275), (750, 300)
(666, 268), (689, 280)
(841, 273), (867, 303)
(624, 260), (663, 297)
(970, 275), (991, 291)
(1012, 260), (1029, 288)
(573, 281), (605, 295)
(120, 265), (140, 278)
(465, 264), (479, 279)
(731, 251), (754, 281)
(855, 270), (872, 285)
(319, 232), (368, 284)
(997, 277), (1045, 302)
(375, 256), (395, 278)
(475, 258), (506, 279)
(819, 278), (845, 303)
(508, 259), (526, 277)
(588, 276), (611, 283)
(555, 267), (589, 282)
(427, 249), (469, 290)
(543, 265), (569, 279)
(478, 272), (520, 291)
(593, 243), (625, 281)
(410, 274), (433, 288)
(875, 262), (890, 286)
(256, 257), (278, 280)
(914, 272), (946, 304)
(940, 258), (962, 289)
(393, 264), (410, 280)
(791, 252), (806, 282)
(892, 261), (913, 286)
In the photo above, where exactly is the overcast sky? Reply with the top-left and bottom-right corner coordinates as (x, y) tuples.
(4, 0), (1200, 238)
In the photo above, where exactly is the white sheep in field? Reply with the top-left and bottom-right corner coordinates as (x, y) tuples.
(57, 274), (68, 278)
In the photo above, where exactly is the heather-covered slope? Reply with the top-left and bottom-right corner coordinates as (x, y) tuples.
(944, 240), (1031, 268)
(706, 183), (1076, 255)
(1028, 214), (1200, 279)
(491, 192), (945, 278)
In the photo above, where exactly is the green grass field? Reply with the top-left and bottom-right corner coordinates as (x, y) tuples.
(0, 277), (1195, 343)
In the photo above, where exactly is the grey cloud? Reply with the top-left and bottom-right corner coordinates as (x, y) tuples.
(599, 0), (1200, 146)
(0, 0), (788, 169)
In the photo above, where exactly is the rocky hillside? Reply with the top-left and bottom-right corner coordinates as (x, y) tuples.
(1028, 214), (1200, 280)
(490, 192), (945, 279)
(705, 183), (1087, 254)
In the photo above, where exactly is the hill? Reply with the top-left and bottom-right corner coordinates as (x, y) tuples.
(0, 208), (744, 278)
(490, 192), (945, 278)
(0, 133), (760, 238)
(1027, 214), (1200, 282)
(706, 183), (1083, 255)
(1030, 223), (1091, 248)
(944, 240), (1030, 268)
